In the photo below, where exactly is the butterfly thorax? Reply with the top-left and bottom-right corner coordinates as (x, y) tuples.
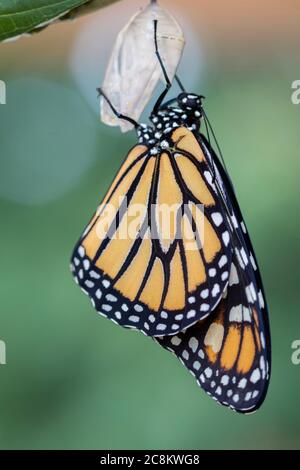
(137, 93), (204, 152)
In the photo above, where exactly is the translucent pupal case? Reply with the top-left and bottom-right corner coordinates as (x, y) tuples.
(100, 2), (185, 132)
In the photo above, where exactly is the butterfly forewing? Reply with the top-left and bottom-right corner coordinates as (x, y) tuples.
(71, 128), (232, 336)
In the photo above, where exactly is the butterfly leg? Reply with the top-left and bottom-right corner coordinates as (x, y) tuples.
(157, 76), (186, 110)
(152, 19), (173, 113)
(152, 21), (187, 112)
(97, 87), (141, 130)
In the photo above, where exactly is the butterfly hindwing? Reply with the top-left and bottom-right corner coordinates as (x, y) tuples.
(199, 131), (271, 364)
(156, 134), (271, 413)
(157, 254), (270, 413)
(71, 128), (232, 336)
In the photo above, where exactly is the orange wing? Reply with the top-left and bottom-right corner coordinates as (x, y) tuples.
(157, 255), (270, 413)
(71, 128), (232, 336)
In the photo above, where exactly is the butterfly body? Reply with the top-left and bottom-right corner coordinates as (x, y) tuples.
(137, 93), (203, 149)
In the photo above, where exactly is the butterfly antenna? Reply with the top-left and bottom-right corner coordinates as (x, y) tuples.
(202, 109), (216, 183)
(175, 75), (186, 92)
(202, 105), (236, 196)
(202, 107), (228, 174)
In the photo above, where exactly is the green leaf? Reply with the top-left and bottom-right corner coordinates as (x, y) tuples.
(0, 0), (120, 42)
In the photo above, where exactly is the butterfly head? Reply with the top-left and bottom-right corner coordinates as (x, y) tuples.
(177, 93), (205, 117)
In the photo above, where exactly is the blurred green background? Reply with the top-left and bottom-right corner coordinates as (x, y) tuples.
(0, 0), (300, 450)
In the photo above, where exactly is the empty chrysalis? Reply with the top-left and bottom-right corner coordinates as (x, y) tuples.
(100, 0), (185, 132)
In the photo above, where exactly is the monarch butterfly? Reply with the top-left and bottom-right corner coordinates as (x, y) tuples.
(70, 19), (271, 413)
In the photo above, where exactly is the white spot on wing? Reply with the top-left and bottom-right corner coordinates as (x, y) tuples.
(90, 271), (100, 279)
(78, 246), (85, 257)
(212, 284), (220, 297)
(198, 349), (205, 359)
(229, 264), (239, 286)
(250, 368), (261, 384)
(84, 280), (94, 289)
(182, 350), (189, 360)
(187, 309), (196, 318)
(157, 323), (167, 331)
(250, 253), (257, 270)
(243, 307), (251, 322)
(200, 304), (209, 312)
(204, 367), (212, 378)
(188, 337), (199, 353)
(134, 304), (143, 312)
(204, 323), (224, 353)
(238, 378), (247, 389)
(200, 289), (209, 299)
(258, 290), (265, 309)
(218, 255), (227, 268)
(240, 221), (247, 233)
(102, 304), (112, 312)
(96, 289), (102, 299)
(229, 305), (243, 322)
(212, 212), (223, 227)
(106, 294), (117, 302)
(245, 283), (257, 303)
(231, 214), (239, 229)
(235, 248), (245, 269)
(260, 332), (266, 349)
(240, 248), (249, 266)
(171, 336), (181, 346)
(222, 231), (230, 246)
(233, 394), (239, 403)
(83, 259), (90, 270)
(129, 315), (140, 323)
(221, 375), (229, 386)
